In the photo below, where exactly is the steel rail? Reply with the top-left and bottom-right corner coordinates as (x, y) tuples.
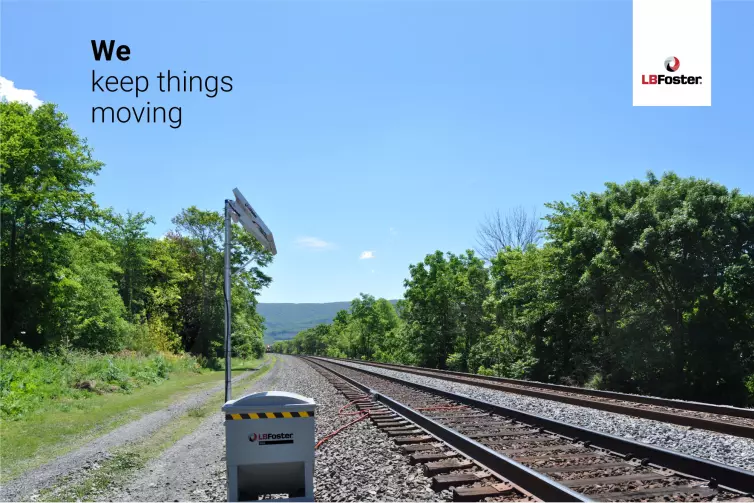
(302, 356), (591, 502)
(311, 356), (754, 496)
(329, 357), (754, 420)
(323, 357), (754, 439)
(339, 359), (754, 439)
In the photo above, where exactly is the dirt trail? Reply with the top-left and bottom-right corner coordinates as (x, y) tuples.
(104, 357), (289, 501)
(0, 362), (276, 502)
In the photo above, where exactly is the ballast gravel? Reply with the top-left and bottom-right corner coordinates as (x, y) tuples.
(329, 359), (754, 472)
(292, 355), (449, 502)
(105, 355), (449, 502)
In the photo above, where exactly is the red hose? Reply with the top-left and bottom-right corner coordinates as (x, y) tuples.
(315, 410), (371, 449)
(316, 395), (374, 449)
(339, 395), (371, 415)
(315, 398), (466, 449)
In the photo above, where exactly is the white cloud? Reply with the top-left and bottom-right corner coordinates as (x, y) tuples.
(360, 251), (375, 260)
(0, 77), (43, 108)
(296, 236), (335, 250)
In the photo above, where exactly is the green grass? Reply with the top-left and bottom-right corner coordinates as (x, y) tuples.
(1, 345), (208, 420)
(39, 358), (276, 502)
(0, 354), (269, 483)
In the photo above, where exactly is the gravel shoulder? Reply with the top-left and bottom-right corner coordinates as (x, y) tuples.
(0, 362), (269, 502)
(330, 358), (754, 472)
(103, 357), (287, 502)
(104, 355), (448, 502)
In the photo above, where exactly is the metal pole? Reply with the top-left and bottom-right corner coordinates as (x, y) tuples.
(224, 200), (232, 403)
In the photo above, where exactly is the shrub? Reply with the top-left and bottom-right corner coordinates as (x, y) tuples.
(0, 343), (205, 420)
(745, 374), (754, 406)
(325, 347), (347, 359)
(585, 373), (604, 390)
(477, 365), (496, 376)
(446, 353), (465, 372)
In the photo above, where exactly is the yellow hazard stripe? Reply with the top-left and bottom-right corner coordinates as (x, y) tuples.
(225, 411), (314, 420)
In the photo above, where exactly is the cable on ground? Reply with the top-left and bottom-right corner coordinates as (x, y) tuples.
(315, 395), (373, 449)
(315, 397), (467, 449)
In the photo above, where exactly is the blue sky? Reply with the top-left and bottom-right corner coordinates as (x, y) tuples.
(2, 0), (752, 303)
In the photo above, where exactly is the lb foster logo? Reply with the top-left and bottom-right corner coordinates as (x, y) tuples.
(642, 56), (701, 85)
(249, 432), (294, 445)
(664, 56), (680, 72)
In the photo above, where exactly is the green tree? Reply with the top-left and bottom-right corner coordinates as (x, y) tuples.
(135, 237), (190, 353)
(106, 211), (155, 321)
(401, 250), (488, 369)
(1, 102), (103, 348)
(545, 172), (754, 402)
(170, 206), (272, 357)
(450, 251), (490, 371)
(49, 232), (130, 352)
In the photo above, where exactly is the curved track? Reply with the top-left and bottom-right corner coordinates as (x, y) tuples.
(304, 356), (754, 502)
(324, 357), (754, 439)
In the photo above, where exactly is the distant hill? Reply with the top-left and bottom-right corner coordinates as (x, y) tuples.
(259, 300), (398, 343)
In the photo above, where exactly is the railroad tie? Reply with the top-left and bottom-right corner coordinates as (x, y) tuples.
(428, 414), (493, 422)
(423, 459), (475, 476)
(393, 436), (433, 445)
(409, 452), (457, 465)
(538, 461), (629, 474)
(484, 435), (558, 446)
(448, 422), (521, 430)
(386, 428), (424, 437)
(594, 485), (720, 501)
(384, 425), (421, 432)
(453, 483), (516, 502)
(374, 420), (408, 428)
(401, 443), (438, 454)
(562, 472), (669, 488)
(431, 473), (483, 491)
(464, 430), (538, 440)
(499, 443), (578, 455)
(369, 409), (398, 420)
(513, 451), (607, 463)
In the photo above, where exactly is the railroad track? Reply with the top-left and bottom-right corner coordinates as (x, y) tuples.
(324, 357), (754, 439)
(304, 356), (754, 502)
(307, 357), (540, 502)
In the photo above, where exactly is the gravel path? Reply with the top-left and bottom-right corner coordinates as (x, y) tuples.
(326, 358), (754, 472)
(103, 357), (288, 502)
(105, 355), (448, 502)
(0, 366), (265, 502)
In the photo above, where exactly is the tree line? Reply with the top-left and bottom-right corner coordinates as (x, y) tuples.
(1, 102), (271, 361)
(274, 173), (754, 406)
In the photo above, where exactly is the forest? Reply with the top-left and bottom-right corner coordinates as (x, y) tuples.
(273, 174), (754, 407)
(4, 99), (754, 409)
(1, 101), (271, 371)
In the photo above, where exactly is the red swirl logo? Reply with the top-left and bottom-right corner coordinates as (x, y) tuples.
(249, 433), (258, 441)
(665, 57), (680, 72)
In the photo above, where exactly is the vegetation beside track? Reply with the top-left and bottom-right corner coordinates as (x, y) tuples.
(37, 356), (275, 502)
(275, 173), (754, 407)
(1, 101), (276, 481)
(0, 348), (267, 483)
